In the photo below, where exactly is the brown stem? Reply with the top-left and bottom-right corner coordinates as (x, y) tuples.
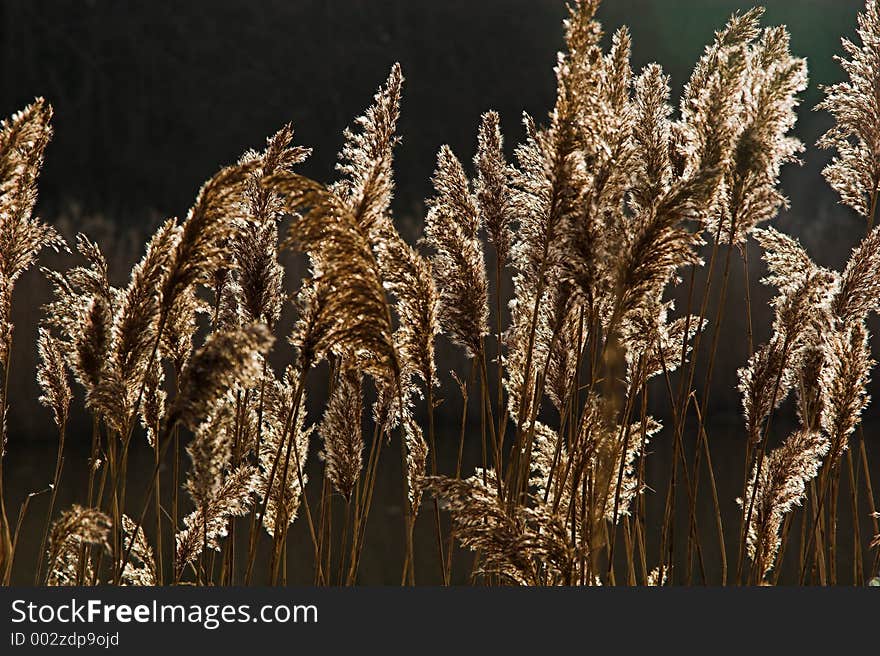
(35, 423), (66, 584)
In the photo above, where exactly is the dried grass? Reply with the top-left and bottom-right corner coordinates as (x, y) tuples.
(1, 0), (879, 587)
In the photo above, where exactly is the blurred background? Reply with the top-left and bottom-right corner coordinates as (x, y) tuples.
(1, 0), (876, 584)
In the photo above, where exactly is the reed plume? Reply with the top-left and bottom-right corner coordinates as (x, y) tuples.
(741, 429), (829, 578)
(45, 505), (111, 586)
(41, 235), (115, 392)
(424, 145), (488, 358)
(475, 111), (512, 269)
(185, 397), (236, 510)
(333, 64), (401, 239)
(723, 25), (807, 243)
(0, 99), (65, 302)
(36, 328), (71, 431)
(426, 474), (576, 585)
(504, 0), (603, 422)
(737, 223), (866, 580)
(160, 163), (253, 313)
(162, 286), (206, 375)
(817, 0), (880, 219)
(6, 0), (880, 590)
(277, 173), (397, 377)
(233, 124), (309, 329)
(176, 465), (259, 580)
(92, 221), (180, 435)
(140, 357), (166, 449)
(833, 225), (880, 321)
(169, 323), (274, 432)
(121, 515), (157, 586)
(820, 321), (873, 463)
(318, 365), (364, 502)
(258, 368), (312, 538)
(0, 98), (65, 572)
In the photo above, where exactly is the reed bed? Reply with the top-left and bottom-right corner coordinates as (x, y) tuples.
(2, 0), (880, 586)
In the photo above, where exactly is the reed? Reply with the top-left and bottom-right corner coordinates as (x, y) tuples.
(1, 0), (880, 587)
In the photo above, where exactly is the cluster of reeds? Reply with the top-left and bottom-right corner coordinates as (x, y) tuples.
(1, 0), (880, 586)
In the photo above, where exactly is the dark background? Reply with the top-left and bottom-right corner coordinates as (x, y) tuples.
(1, 0), (876, 584)
(1, 1), (862, 231)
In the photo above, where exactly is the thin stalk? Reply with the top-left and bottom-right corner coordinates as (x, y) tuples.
(425, 377), (448, 585)
(799, 463), (837, 584)
(771, 513), (794, 584)
(171, 427), (180, 582)
(0, 331), (14, 575)
(494, 256), (505, 446)
(845, 449), (862, 584)
(6, 488), (48, 585)
(153, 438), (164, 585)
(692, 401), (726, 585)
(685, 230), (737, 583)
(445, 361), (473, 581)
(347, 422), (386, 584)
(606, 359), (645, 580)
(35, 423), (66, 584)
